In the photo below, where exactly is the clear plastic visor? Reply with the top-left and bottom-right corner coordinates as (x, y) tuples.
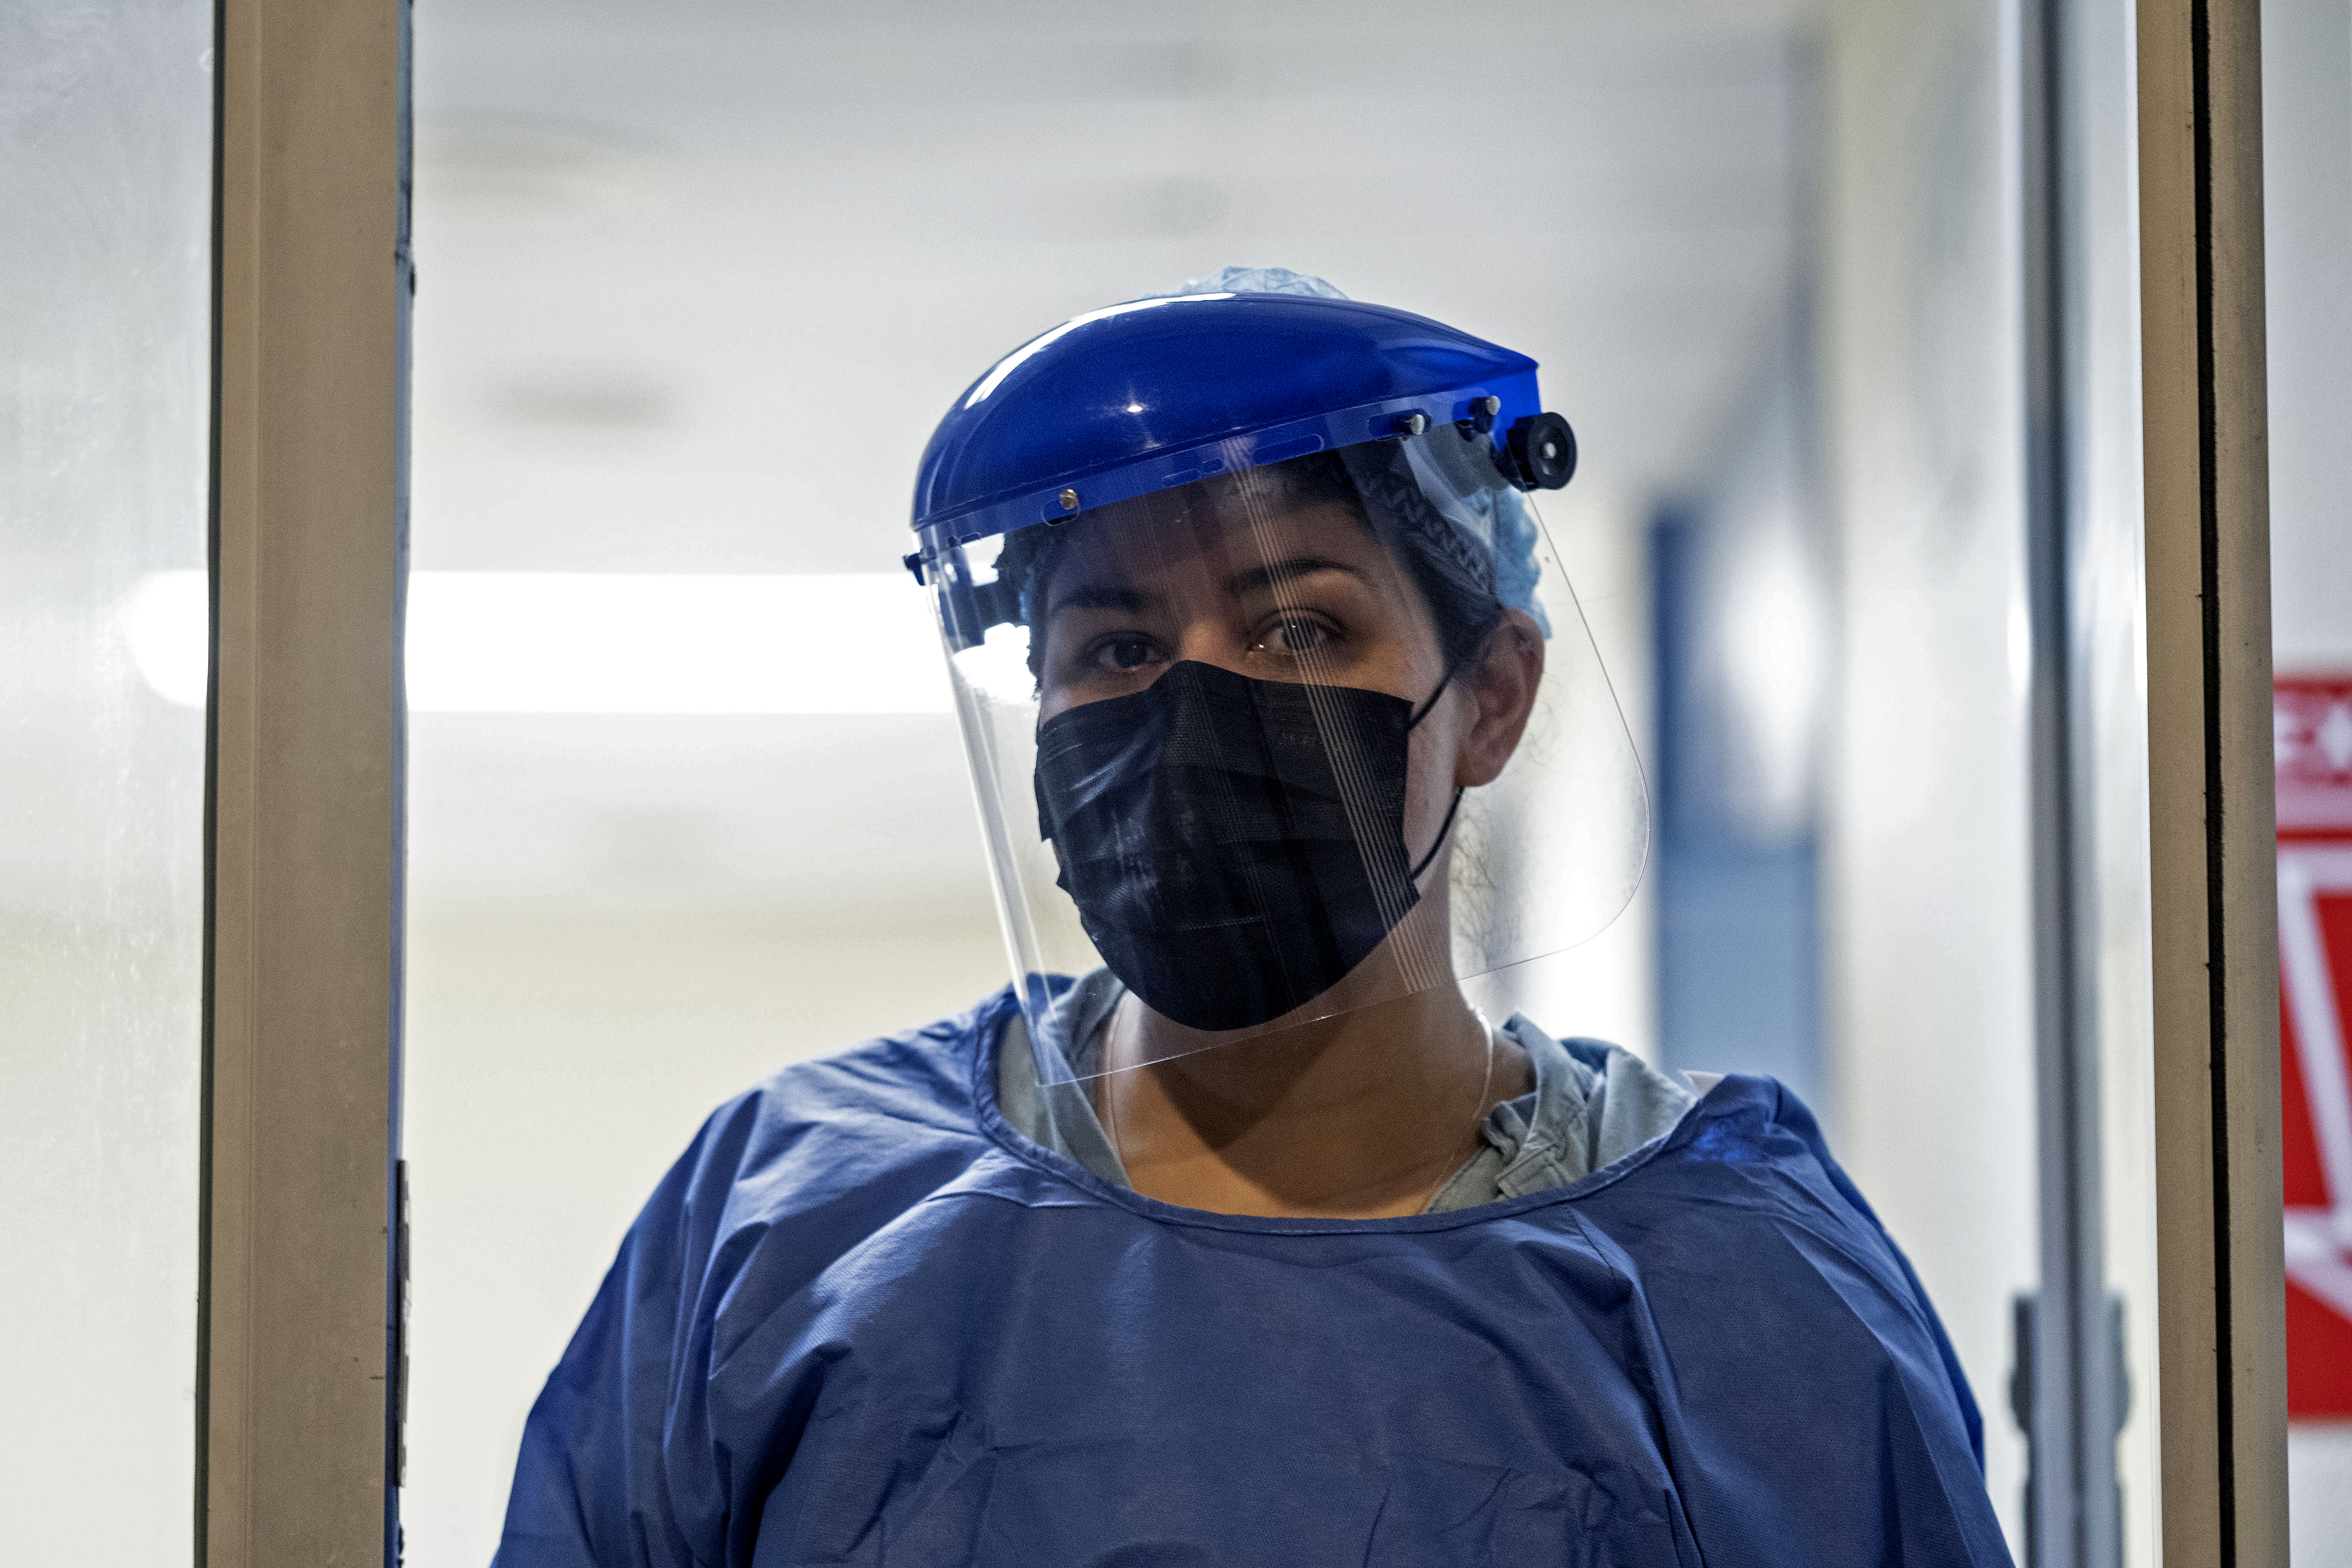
(924, 430), (1647, 1086)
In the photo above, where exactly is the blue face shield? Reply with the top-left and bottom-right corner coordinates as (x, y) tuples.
(908, 274), (1648, 1083)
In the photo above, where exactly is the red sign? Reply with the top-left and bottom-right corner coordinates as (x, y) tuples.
(2278, 675), (2352, 1417)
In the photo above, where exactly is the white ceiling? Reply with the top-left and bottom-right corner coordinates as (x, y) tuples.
(407, 0), (1818, 916)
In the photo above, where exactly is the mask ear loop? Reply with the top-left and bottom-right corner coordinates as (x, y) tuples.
(1410, 789), (1465, 883)
(1405, 660), (1467, 885)
(1404, 661), (1456, 732)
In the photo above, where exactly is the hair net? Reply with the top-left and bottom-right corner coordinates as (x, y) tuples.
(1156, 264), (1352, 301)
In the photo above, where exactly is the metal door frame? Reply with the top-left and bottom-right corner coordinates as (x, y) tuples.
(2134, 2), (2288, 1561)
(199, 0), (410, 1561)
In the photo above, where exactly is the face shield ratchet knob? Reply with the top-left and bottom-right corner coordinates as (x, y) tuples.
(1506, 412), (1577, 490)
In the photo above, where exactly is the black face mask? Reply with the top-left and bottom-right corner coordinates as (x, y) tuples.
(1033, 660), (1461, 1032)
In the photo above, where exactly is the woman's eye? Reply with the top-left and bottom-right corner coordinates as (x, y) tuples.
(1261, 617), (1334, 655)
(1089, 636), (1159, 673)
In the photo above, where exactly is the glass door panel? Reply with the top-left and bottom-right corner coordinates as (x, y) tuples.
(0, 5), (214, 1561)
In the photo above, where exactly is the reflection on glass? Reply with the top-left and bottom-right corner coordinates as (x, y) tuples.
(127, 570), (950, 714)
(0, 4), (213, 1561)
(2264, 0), (2352, 1558)
(1818, 4), (2041, 1548)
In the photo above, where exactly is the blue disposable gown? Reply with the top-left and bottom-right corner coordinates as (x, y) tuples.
(495, 989), (2013, 1568)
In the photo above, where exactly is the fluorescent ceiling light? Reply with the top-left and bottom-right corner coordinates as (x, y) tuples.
(124, 571), (952, 714)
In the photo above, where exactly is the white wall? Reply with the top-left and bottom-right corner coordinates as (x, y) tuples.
(2266, 0), (2352, 678)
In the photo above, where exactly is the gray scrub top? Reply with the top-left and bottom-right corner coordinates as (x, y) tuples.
(996, 969), (1699, 1213)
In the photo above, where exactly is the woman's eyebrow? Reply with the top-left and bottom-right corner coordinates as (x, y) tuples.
(1226, 556), (1367, 597)
(1046, 582), (1153, 620)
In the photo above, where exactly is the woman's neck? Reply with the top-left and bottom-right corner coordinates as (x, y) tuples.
(1090, 978), (1531, 1219)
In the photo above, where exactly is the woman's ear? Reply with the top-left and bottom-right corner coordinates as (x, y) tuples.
(1453, 609), (1545, 788)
